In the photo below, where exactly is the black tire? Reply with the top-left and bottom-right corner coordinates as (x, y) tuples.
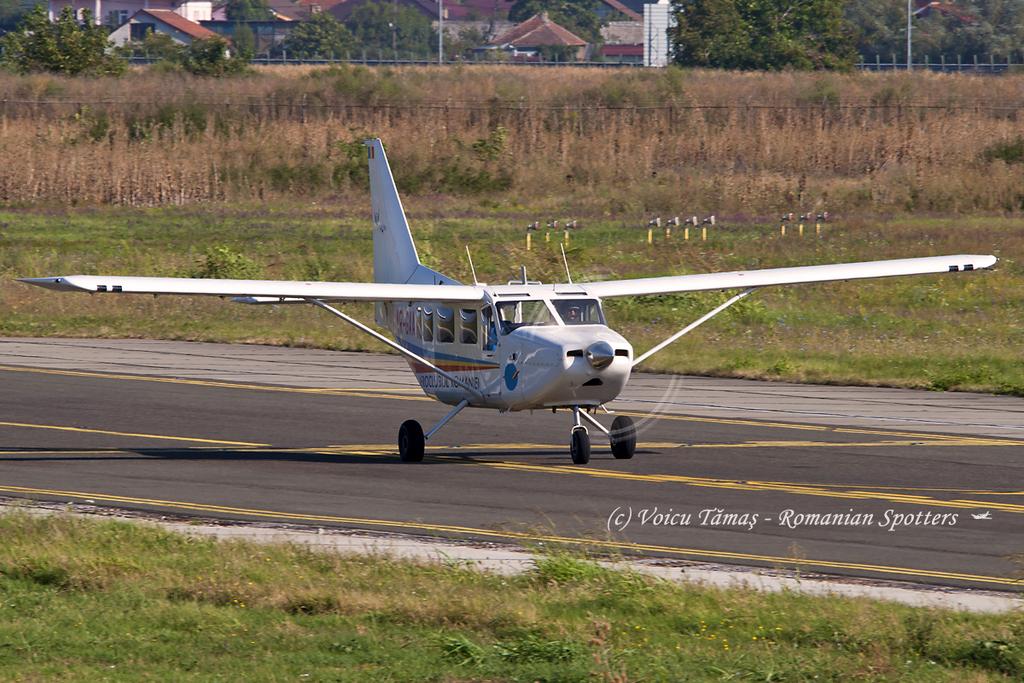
(398, 419), (425, 462)
(610, 415), (636, 459)
(570, 428), (591, 465)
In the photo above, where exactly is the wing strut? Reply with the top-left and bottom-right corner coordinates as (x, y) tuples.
(632, 288), (756, 367)
(425, 399), (469, 440)
(307, 299), (484, 399)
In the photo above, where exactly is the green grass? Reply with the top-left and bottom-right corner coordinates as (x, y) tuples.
(0, 511), (1021, 681)
(1, 202), (1021, 395)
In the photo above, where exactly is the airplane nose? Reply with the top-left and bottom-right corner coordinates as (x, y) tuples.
(585, 341), (615, 370)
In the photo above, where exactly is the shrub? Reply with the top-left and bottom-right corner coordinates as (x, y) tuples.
(493, 634), (581, 663)
(182, 37), (247, 77)
(982, 136), (1024, 165)
(191, 245), (262, 279)
(439, 634), (486, 666)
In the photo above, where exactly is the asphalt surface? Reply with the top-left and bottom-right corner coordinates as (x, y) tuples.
(0, 338), (1022, 593)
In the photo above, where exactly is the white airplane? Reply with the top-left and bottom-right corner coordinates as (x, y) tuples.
(21, 139), (997, 465)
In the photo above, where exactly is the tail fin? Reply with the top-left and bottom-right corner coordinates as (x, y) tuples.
(367, 139), (420, 284)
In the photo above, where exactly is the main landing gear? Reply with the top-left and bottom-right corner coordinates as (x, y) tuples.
(569, 406), (636, 465)
(398, 419), (425, 462)
(398, 398), (468, 462)
(397, 402), (637, 465)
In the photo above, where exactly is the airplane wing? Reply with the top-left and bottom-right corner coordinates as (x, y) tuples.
(579, 255), (997, 299)
(18, 275), (485, 303)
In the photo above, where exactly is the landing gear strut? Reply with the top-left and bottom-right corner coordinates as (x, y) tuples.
(570, 407), (636, 463)
(397, 399), (469, 463)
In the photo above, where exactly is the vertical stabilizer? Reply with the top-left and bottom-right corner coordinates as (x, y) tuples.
(367, 139), (420, 284)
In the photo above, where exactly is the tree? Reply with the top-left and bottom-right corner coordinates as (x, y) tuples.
(226, 0), (273, 21)
(233, 23), (257, 60)
(137, 31), (183, 60)
(343, 3), (433, 57)
(0, 6), (127, 76)
(181, 36), (248, 75)
(508, 0), (603, 44)
(670, 0), (749, 67)
(281, 12), (354, 58)
(671, 0), (856, 70)
(444, 25), (486, 60)
(846, 0), (1024, 61)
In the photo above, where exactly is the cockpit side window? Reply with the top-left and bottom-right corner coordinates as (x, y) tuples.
(482, 306), (497, 351)
(496, 300), (555, 334)
(552, 299), (605, 326)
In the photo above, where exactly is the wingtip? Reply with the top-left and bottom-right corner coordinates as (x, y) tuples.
(18, 276), (62, 287)
(17, 276), (88, 291)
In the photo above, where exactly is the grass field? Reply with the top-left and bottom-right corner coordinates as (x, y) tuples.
(0, 67), (1022, 214)
(1, 202), (1020, 395)
(0, 511), (1021, 681)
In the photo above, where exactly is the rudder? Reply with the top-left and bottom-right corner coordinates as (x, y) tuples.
(366, 139), (420, 284)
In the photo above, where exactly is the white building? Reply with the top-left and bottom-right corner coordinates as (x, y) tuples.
(642, 0), (672, 67)
(48, 0), (211, 26)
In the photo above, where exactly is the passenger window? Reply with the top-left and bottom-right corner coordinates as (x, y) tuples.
(460, 309), (478, 344)
(436, 306), (455, 343)
(421, 307), (433, 343)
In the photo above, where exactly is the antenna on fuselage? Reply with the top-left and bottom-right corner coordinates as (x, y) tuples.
(559, 243), (573, 285)
(465, 245), (479, 286)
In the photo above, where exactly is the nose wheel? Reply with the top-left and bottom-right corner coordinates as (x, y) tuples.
(568, 406), (593, 464)
(570, 426), (591, 464)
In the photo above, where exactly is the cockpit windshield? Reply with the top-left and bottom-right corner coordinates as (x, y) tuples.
(552, 299), (605, 326)
(496, 300), (556, 334)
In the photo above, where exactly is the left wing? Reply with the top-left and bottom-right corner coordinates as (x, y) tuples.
(578, 254), (996, 299)
(18, 275), (485, 303)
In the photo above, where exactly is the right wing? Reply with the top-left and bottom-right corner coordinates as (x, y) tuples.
(19, 275), (485, 303)
(579, 255), (997, 299)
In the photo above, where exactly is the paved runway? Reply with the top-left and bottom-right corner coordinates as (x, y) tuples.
(1, 338), (1022, 593)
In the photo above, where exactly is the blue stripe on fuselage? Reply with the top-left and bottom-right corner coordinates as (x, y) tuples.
(397, 336), (500, 370)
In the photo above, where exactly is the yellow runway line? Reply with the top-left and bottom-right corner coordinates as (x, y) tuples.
(0, 364), (430, 403)
(298, 443), (1024, 512)
(0, 421), (267, 447)
(0, 483), (1016, 588)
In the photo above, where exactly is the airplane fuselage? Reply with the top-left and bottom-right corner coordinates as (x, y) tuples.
(379, 291), (633, 411)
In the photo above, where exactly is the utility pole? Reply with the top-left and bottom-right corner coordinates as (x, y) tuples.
(391, 0), (397, 59)
(907, 0), (913, 70)
(438, 0), (444, 64)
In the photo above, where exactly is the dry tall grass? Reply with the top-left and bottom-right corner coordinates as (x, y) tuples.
(0, 66), (1022, 213)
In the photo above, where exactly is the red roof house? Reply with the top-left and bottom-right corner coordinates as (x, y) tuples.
(487, 12), (587, 60)
(109, 8), (224, 46)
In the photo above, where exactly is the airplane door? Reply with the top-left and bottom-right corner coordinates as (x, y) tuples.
(480, 305), (504, 399)
(481, 305), (498, 359)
